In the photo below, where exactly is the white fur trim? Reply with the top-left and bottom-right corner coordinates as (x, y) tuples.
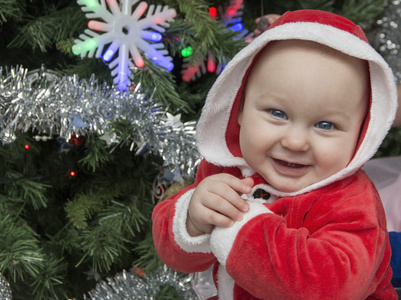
(197, 21), (398, 198)
(217, 264), (235, 300)
(210, 201), (271, 266)
(172, 189), (212, 253)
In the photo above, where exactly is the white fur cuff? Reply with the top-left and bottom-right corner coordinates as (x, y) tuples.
(172, 189), (212, 253)
(210, 201), (271, 266)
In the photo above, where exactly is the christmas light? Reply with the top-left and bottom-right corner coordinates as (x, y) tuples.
(149, 47), (174, 71)
(141, 31), (163, 42)
(181, 63), (200, 82)
(229, 22), (244, 32)
(103, 42), (120, 62)
(132, 1), (148, 17)
(207, 52), (216, 73)
(209, 7), (218, 18)
(181, 46), (192, 57)
(70, 171), (76, 177)
(24, 144), (30, 150)
(80, 0), (98, 8)
(226, 8), (236, 16)
(72, 39), (97, 55)
(88, 20), (111, 32)
(224, 0), (242, 19)
(103, 50), (115, 62)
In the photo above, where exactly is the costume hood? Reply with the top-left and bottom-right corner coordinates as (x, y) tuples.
(196, 9), (398, 197)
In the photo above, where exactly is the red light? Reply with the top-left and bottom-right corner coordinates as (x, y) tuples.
(227, 8), (236, 16)
(24, 144), (30, 150)
(135, 57), (145, 68)
(209, 7), (218, 18)
(207, 53), (216, 73)
(70, 171), (76, 177)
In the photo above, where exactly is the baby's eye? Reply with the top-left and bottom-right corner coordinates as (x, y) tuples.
(270, 109), (287, 119)
(315, 121), (334, 130)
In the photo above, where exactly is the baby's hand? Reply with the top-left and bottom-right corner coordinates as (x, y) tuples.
(186, 174), (254, 237)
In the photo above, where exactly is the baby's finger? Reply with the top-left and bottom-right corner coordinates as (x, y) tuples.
(208, 183), (249, 213)
(240, 177), (254, 190)
(189, 202), (235, 230)
(203, 194), (245, 222)
(204, 207), (236, 228)
(212, 173), (252, 195)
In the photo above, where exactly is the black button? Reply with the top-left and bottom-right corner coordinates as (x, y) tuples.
(253, 188), (270, 200)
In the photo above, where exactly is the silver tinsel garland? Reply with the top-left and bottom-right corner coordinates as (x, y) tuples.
(376, 0), (401, 82)
(0, 66), (200, 178)
(84, 266), (197, 299)
(0, 274), (12, 300)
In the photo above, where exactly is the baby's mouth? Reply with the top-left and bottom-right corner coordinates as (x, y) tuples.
(272, 158), (310, 177)
(276, 159), (305, 168)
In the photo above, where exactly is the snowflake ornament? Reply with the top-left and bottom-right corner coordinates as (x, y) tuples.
(73, 0), (176, 90)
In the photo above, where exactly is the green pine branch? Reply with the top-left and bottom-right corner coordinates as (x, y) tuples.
(133, 55), (189, 110)
(169, 0), (246, 65)
(134, 230), (163, 272)
(0, 0), (23, 24)
(7, 3), (86, 52)
(0, 215), (44, 282)
(65, 193), (105, 230)
(78, 136), (111, 172)
(97, 198), (149, 238)
(4, 173), (51, 210)
(76, 225), (132, 272)
(30, 257), (69, 300)
(295, 0), (335, 11)
(341, 0), (385, 29)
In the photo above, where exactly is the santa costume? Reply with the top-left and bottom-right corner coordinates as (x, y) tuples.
(152, 10), (398, 299)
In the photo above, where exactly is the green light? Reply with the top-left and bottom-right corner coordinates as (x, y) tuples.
(72, 44), (81, 55)
(81, 0), (98, 8)
(181, 46), (193, 57)
(72, 39), (97, 55)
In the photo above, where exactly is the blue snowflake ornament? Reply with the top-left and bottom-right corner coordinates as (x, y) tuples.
(73, 0), (176, 90)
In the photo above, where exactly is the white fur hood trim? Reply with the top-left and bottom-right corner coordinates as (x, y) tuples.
(196, 19), (398, 198)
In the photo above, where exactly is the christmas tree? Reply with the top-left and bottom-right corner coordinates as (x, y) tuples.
(0, 0), (400, 299)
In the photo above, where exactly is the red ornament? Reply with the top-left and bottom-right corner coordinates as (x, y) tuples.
(131, 265), (145, 277)
(69, 134), (85, 146)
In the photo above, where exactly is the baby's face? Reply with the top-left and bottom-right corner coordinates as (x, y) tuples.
(238, 40), (369, 193)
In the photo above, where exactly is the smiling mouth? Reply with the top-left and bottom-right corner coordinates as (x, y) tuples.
(276, 160), (305, 168)
(272, 158), (310, 176)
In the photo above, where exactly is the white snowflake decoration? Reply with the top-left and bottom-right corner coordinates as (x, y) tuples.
(73, 0), (176, 90)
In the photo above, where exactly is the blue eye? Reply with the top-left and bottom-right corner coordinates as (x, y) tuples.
(316, 121), (334, 130)
(270, 109), (287, 119)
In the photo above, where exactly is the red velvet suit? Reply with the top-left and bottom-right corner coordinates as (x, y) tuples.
(153, 160), (396, 299)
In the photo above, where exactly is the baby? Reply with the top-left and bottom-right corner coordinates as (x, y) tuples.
(153, 10), (398, 299)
